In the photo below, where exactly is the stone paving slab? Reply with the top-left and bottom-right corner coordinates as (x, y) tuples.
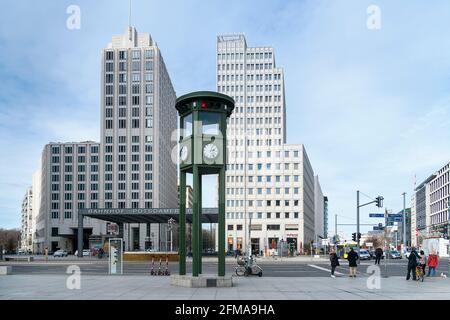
(1, 274), (450, 300)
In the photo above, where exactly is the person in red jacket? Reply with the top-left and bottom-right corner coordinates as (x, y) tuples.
(427, 251), (438, 277)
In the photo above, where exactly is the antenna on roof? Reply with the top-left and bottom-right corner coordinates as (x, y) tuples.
(129, 0), (132, 28)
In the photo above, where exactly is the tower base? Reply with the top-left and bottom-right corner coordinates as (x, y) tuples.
(170, 274), (233, 287)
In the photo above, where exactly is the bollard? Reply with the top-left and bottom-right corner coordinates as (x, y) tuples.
(150, 257), (155, 276)
(158, 258), (162, 276)
(164, 256), (170, 276)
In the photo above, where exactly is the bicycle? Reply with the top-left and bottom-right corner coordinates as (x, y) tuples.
(416, 264), (424, 282)
(234, 256), (263, 277)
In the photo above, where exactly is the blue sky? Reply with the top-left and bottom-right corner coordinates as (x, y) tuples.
(0, 1), (449, 237)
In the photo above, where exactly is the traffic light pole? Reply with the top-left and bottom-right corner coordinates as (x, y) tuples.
(357, 191), (360, 264)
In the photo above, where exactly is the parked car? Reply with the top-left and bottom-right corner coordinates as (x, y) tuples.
(74, 249), (90, 257)
(359, 249), (371, 260)
(53, 249), (68, 257)
(389, 250), (402, 259)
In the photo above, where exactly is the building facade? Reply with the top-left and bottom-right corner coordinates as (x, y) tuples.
(100, 27), (178, 251)
(429, 162), (450, 236)
(216, 34), (316, 255)
(20, 187), (33, 253)
(323, 196), (329, 239)
(34, 142), (106, 253)
(314, 176), (324, 243)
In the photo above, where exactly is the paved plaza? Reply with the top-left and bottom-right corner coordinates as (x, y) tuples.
(1, 273), (450, 300)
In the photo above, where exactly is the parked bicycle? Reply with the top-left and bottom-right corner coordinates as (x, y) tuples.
(416, 264), (424, 282)
(234, 255), (263, 277)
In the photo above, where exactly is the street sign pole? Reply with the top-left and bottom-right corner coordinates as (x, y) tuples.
(357, 191), (360, 264)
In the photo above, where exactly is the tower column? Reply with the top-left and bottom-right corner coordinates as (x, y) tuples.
(179, 171), (186, 275)
(218, 166), (226, 276)
(192, 165), (200, 277)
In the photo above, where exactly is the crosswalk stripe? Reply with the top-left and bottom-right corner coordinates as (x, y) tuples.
(308, 264), (344, 276)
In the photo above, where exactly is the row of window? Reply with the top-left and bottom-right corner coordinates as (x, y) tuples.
(105, 49), (154, 61)
(51, 184), (98, 192)
(226, 199), (300, 207)
(51, 146), (99, 154)
(105, 119), (153, 129)
(51, 175), (98, 182)
(226, 211), (299, 220)
(217, 51), (273, 61)
(51, 165), (98, 173)
(218, 73), (281, 82)
(217, 63), (274, 71)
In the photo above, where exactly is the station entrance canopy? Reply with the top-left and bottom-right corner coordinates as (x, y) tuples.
(78, 208), (219, 224)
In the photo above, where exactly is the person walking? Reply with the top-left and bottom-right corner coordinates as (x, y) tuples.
(374, 247), (383, 265)
(427, 251), (438, 277)
(330, 251), (340, 278)
(406, 247), (419, 280)
(347, 248), (358, 277)
(418, 250), (426, 277)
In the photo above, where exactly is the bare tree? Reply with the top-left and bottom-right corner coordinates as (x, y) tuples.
(0, 228), (21, 253)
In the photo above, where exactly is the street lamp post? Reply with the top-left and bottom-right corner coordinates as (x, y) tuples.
(167, 218), (175, 252)
(402, 192), (407, 256)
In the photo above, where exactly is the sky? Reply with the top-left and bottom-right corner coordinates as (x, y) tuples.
(0, 0), (449, 237)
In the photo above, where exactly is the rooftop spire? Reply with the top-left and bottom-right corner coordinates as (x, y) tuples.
(129, 0), (132, 28)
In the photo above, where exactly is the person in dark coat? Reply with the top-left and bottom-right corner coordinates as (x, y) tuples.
(406, 247), (420, 280)
(347, 248), (358, 277)
(374, 247), (383, 265)
(330, 251), (340, 278)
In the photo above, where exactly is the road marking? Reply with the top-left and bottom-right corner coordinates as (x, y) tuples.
(308, 264), (344, 276)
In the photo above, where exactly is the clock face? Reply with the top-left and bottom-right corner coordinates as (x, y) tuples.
(203, 143), (219, 160)
(180, 146), (188, 161)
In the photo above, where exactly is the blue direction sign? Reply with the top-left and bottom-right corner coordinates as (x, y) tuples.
(369, 213), (385, 218)
(373, 226), (384, 230)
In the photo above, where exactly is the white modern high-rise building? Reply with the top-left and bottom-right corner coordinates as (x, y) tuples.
(20, 187), (33, 253)
(216, 34), (316, 255)
(429, 162), (450, 234)
(34, 142), (106, 253)
(314, 175), (324, 243)
(100, 27), (178, 250)
(31, 169), (41, 253)
(411, 162), (449, 246)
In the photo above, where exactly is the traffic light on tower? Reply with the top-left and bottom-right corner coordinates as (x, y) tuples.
(352, 233), (357, 242)
(357, 233), (361, 240)
(375, 196), (384, 208)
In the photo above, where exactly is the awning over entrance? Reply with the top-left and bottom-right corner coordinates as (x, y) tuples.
(78, 208), (218, 224)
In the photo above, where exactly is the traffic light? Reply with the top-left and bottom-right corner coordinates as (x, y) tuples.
(352, 233), (356, 241)
(357, 232), (361, 240)
(375, 196), (384, 208)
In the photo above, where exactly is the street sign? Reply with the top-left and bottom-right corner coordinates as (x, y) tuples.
(366, 242), (373, 247)
(373, 226), (384, 230)
(369, 213), (385, 218)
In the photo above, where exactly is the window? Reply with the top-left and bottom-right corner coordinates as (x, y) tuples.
(182, 114), (193, 137)
(51, 227), (59, 236)
(267, 224), (280, 231)
(199, 112), (220, 135)
(227, 225), (234, 231)
(236, 225), (243, 231)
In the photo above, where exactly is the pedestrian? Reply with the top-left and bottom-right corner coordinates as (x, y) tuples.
(406, 247), (419, 280)
(330, 251), (340, 278)
(234, 249), (238, 259)
(418, 250), (426, 277)
(374, 247), (383, 265)
(427, 250), (438, 277)
(347, 248), (358, 277)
